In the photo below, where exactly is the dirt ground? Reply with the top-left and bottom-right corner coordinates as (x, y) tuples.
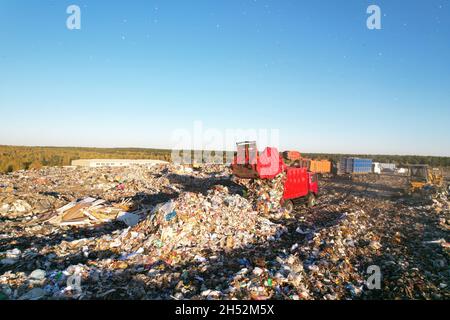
(0, 166), (449, 300)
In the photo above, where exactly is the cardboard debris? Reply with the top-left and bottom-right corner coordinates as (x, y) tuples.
(46, 198), (126, 226)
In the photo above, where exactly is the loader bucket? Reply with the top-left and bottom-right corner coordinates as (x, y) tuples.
(231, 163), (260, 179)
(232, 141), (259, 179)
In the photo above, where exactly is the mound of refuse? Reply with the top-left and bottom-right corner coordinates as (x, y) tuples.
(1, 164), (448, 300)
(96, 185), (287, 267)
(233, 173), (286, 215)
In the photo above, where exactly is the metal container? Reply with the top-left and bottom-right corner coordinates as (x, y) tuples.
(352, 158), (373, 174)
(340, 157), (373, 174)
(346, 158), (354, 174)
(309, 160), (332, 174)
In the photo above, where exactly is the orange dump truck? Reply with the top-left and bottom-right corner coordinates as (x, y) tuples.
(282, 151), (302, 161)
(309, 160), (332, 174)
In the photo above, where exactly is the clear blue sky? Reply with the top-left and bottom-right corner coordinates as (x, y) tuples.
(0, 0), (449, 156)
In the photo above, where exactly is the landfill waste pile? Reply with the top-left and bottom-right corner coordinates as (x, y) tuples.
(101, 185), (287, 268)
(233, 173), (286, 216)
(0, 165), (449, 300)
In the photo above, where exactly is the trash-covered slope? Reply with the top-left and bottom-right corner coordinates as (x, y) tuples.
(0, 165), (448, 300)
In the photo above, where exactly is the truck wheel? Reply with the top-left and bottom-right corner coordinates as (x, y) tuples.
(282, 200), (294, 214)
(307, 193), (317, 208)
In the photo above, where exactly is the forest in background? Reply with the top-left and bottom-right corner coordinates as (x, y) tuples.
(0, 145), (171, 173)
(1, 145), (450, 173)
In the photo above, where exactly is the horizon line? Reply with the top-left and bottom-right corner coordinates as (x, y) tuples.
(1, 144), (449, 159)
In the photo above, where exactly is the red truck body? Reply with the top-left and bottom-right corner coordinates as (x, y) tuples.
(232, 142), (319, 204)
(283, 167), (318, 200)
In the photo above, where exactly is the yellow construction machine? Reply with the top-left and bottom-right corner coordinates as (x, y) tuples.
(408, 165), (444, 193)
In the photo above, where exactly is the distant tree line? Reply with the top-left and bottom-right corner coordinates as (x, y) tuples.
(0, 145), (449, 174)
(0, 145), (172, 173)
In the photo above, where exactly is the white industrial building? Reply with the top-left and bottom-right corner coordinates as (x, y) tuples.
(71, 159), (168, 168)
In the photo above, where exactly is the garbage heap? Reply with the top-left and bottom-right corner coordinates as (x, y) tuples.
(430, 188), (450, 214)
(291, 209), (374, 300)
(1, 164), (448, 300)
(94, 185), (287, 267)
(233, 173), (286, 216)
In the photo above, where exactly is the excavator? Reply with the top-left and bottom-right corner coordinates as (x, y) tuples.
(408, 164), (445, 193)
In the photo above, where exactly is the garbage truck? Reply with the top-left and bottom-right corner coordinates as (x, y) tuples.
(231, 141), (319, 213)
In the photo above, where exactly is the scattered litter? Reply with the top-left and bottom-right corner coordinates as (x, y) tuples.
(0, 164), (448, 300)
(117, 212), (141, 227)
